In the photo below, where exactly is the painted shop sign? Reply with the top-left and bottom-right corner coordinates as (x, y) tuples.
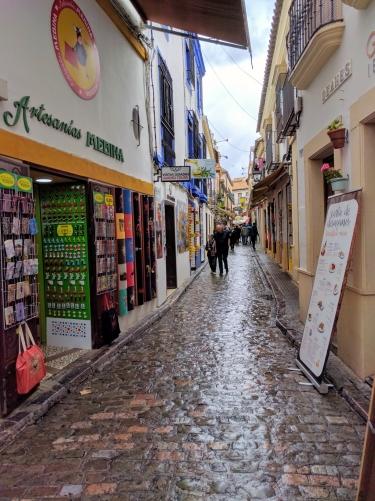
(2, 96), (124, 163)
(161, 166), (191, 182)
(321, 60), (352, 103)
(298, 192), (360, 381)
(186, 158), (216, 179)
(0, 170), (33, 193)
(51, 0), (100, 100)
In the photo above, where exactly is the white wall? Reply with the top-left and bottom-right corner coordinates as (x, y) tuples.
(0, 0), (153, 184)
(297, 3), (375, 268)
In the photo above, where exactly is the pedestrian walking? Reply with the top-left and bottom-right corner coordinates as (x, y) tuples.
(234, 225), (241, 245)
(229, 227), (236, 251)
(205, 234), (217, 273)
(250, 222), (259, 251)
(213, 223), (230, 275)
(241, 225), (249, 245)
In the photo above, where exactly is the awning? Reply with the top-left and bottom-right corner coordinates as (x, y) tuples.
(130, 0), (250, 49)
(251, 166), (287, 206)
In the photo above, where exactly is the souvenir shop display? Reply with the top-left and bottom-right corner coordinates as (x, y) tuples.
(124, 189), (135, 311)
(40, 184), (91, 321)
(148, 197), (157, 299)
(133, 192), (145, 306)
(88, 183), (119, 348)
(0, 171), (39, 330)
(142, 195), (152, 302)
(115, 189), (127, 317)
(92, 190), (117, 294)
(0, 167), (41, 415)
(188, 202), (196, 270)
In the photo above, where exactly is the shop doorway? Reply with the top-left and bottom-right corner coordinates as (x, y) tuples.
(165, 203), (177, 289)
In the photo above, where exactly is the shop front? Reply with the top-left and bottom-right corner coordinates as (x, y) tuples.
(0, 0), (154, 414)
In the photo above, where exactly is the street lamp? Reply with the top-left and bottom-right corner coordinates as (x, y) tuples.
(216, 138), (229, 144)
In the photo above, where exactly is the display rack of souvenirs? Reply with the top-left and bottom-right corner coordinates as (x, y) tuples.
(40, 184), (91, 320)
(93, 190), (117, 295)
(0, 172), (39, 329)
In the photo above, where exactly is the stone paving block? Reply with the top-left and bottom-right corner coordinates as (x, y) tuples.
(0, 249), (366, 499)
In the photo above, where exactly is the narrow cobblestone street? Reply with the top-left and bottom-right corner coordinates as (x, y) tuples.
(0, 248), (365, 500)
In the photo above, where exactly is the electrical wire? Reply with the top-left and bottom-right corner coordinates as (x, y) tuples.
(205, 59), (258, 122)
(222, 48), (262, 86)
(208, 120), (251, 154)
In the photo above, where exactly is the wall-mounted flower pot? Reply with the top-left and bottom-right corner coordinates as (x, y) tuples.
(329, 176), (349, 193)
(327, 128), (346, 149)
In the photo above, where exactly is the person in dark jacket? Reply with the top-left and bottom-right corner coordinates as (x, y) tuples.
(205, 234), (217, 273)
(250, 222), (259, 251)
(213, 224), (230, 275)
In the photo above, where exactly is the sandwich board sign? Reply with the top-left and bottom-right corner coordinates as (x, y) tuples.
(297, 190), (361, 393)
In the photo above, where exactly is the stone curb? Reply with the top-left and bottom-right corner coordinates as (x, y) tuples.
(253, 251), (371, 422)
(0, 262), (208, 452)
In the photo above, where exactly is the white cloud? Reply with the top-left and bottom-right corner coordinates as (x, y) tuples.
(201, 0), (275, 178)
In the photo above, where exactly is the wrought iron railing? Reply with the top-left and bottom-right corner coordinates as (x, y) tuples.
(276, 78), (298, 142)
(288, 0), (342, 71)
(265, 125), (273, 171)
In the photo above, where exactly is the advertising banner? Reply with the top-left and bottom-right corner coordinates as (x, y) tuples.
(186, 159), (216, 179)
(298, 191), (361, 384)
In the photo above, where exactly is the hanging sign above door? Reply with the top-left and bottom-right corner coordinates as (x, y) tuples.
(161, 166), (191, 182)
(297, 190), (361, 393)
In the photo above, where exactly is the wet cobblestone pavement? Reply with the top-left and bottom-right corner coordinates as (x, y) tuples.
(0, 247), (365, 500)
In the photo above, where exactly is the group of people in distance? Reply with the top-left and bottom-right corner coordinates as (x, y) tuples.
(205, 222), (259, 276)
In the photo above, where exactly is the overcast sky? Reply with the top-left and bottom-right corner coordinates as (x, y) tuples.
(200, 0), (274, 179)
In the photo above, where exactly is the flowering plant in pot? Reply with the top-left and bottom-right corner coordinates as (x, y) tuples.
(321, 163), (349, 192)
(327, 118), (346, 149)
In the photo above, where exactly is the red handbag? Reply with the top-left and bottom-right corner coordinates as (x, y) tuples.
(16, 322), (46, 395)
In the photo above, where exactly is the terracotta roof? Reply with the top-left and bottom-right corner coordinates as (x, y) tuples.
(256, 0), (283, 132)
(232, 178), (248, 190)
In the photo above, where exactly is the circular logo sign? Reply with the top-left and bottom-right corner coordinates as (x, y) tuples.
(0, 172), (16, 189)
(367, 31), (375, 59)
(51, 0), (100, 99)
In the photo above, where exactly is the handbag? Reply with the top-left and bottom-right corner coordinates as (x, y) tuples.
(16, 322), (46, 395)
(101, 294), (120, 345)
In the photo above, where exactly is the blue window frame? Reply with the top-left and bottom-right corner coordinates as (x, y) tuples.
(185, 39), (195, 88)
(196, 76), (203, 115)
(159, 54), (175, 166)
(187, 110), (199, 159)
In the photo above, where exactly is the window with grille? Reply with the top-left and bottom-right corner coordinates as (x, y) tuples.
(185, 39), (195, 88)
(159, 55), (175, 166)
(187, 110), (199, 159)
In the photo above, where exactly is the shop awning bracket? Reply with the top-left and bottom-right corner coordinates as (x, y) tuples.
(148, 24), (250, 52)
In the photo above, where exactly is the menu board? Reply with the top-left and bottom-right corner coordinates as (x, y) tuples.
(299, 193), (360, 379)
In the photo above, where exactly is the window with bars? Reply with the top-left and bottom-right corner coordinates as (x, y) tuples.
(159, 55), (175, 166)
(185, 39), (195, 88)
(187, 110), (199, 159)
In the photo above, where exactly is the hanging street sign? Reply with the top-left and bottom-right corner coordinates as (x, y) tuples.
(186, 158), (216, 178)
(297, 190), (361, 393)
(161, 166), (191, 182)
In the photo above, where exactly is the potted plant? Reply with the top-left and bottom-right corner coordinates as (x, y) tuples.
(321, 163), (349, 193)
(327, 118), (346, 149)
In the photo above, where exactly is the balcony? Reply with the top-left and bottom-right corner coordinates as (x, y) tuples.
(288, 0), (344, 89)
(265, 125), (279, 173)
(276, 76), (302, 142)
